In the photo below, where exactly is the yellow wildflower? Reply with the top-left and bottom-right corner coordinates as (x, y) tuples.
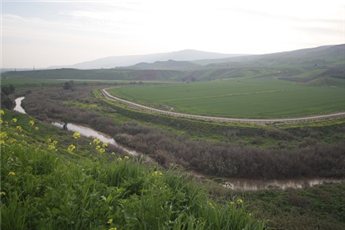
(152, 171), (163, 177)
(107, 218), (113, 224)
(96, 145), (105, 154)
(109, 227), (117, 230)
(12, 118), (18, 123)
(93, 138), (101, 145)
(0, 132), (6, 144)
(236, 198), (244, 205)
(16, 126), (23, 132)
(8, 171), (16, 176)
(73, 132), (81, 139)
(208, 201), (215, 208)
(0, 109), (5, 115)
(48, 140), (58, 151)
(29, 120), (35, 126)
(67, 144), (76, 153)
(102, 142), (108, 148)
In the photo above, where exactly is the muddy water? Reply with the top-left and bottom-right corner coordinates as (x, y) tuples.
(222, 178), (344, 191)
(51, 121), (139, 157)
(14, 97), (26, 114)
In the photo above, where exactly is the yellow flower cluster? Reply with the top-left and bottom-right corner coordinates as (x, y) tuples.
(0, 109), (5, 115)
(95, 145), (105, 154)
(92, 138), (101, 145)
(29, 120), (35, 127)
(8, 171), (16, 176)
(47, 138), (58, 151)
(0, 131), (8, 144)
(91, 138), (108, 154)
(152, 171), (163, 177)
(236, 198), (243, 205)
(67, 144), (76, 153)
(73, 131), (81, 140)
(12, 118), (17, 123)
(107, 218), (113, 224)
(16, 125), (23, 132)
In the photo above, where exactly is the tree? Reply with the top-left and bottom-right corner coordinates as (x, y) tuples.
(63, 81), (74, 90)
(1, 84), (15, 95)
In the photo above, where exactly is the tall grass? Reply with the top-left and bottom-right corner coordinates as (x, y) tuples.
(0, 110), (264, 229)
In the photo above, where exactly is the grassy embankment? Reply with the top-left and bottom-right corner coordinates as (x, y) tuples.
(108, 78), (345, 118)
(205, 182), (345, 230)
(0, 110), (263, 229)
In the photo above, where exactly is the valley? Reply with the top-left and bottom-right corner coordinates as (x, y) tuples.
(1, 44), (345, 230)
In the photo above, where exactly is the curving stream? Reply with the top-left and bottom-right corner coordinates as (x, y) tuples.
(222, 178), (343, 191)
(51, 121), (139, 157)
(14, 97), (344, 191)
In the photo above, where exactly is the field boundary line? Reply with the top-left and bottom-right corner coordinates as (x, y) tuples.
(101, 88), (345, 124)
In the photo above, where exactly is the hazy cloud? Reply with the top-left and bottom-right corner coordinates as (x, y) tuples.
(2, 0), (345, 68)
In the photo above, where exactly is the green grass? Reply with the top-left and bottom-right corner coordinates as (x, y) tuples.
(109, 78), (345, 118)
(0, 110), (264, 229)
(203, 179), (345, 230)
(240, 183), (345, 230)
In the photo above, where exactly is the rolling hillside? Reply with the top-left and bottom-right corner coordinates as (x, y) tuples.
(1, 109), (263, 229)
(2, 44), (344, 85)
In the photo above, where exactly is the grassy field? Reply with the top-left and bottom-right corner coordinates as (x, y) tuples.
(109, 78), (345, 118)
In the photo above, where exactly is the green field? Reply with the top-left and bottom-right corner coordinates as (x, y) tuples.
(109, 78), (345, 118)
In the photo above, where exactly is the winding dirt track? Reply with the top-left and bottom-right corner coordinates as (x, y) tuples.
(101, 88), (345, 124)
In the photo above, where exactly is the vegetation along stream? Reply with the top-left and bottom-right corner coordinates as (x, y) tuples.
(14, 97), (344, 191)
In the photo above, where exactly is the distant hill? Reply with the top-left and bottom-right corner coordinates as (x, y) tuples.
(64, 50), (242, 69)
(123, 59), (201, 70)
(4, 44), (345, 86)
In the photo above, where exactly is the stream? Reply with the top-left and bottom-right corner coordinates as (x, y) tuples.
(222, 178), (343, 191)
(14, 97), (344, 191)
(51, 121), (139, 157)
(14, 97), (26, 114)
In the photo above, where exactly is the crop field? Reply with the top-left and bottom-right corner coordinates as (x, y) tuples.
(109, 78), (345, 118)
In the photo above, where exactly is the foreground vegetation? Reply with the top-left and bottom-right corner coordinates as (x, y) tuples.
(0, 110), (264, 229)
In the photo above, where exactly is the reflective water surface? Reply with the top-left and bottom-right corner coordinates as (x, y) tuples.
(14, 97), (26, 114)
(52, 121), (139, 156)
(223, 178), (344, 191)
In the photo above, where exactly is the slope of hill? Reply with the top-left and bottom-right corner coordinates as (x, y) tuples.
(118, 44), (345, 84)
(196, 44), (345, 67)
(66, 49), (241, 69)
(0, 109), (263, 229)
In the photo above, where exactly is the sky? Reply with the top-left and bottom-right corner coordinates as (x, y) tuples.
(1, 0), (345, 68)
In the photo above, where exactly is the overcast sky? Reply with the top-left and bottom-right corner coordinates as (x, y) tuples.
(1, 0), (345, 68)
